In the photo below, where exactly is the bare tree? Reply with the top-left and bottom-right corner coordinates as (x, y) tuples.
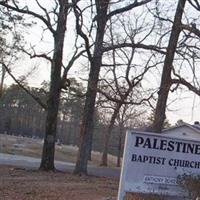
(72, 0), (152, 175)
(0, 6), (26, 97)
(0, 0), (84, 171)
(116, 104), (146, 167)
(99, 40), (155, 166)
(96, 10), (160, 166)
(151, 0), (187, 132)
(148, 0), (200, 132)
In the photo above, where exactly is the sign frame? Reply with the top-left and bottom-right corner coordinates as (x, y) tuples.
(117, 130), (200, 200)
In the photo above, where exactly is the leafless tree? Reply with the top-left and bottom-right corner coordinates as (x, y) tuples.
(98, 22), (156, 165)
(149, 0), (200, 132)
(0, 0), (84, 171)
(150, 0), (187, 132)
(116, 104), (147, 167)
(0, 6), (26, 97)
(72, 0), (153, 175)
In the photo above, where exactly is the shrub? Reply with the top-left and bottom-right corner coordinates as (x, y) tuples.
(177, 174), (200, 200)
(125, 192), (166, 200)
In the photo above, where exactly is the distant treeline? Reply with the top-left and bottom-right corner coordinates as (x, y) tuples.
(0, 83), (124, 155)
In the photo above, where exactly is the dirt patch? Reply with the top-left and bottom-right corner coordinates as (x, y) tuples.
(0, 165), (118, 200)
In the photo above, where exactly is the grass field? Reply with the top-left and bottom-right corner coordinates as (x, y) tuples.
(0, 165), (118, 200)
(0, 134), (172, 200)
(0, 134), (120, 167)
(0, 166), (169, 200)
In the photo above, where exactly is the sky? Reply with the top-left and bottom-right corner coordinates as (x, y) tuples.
(3, 0), (200, 126)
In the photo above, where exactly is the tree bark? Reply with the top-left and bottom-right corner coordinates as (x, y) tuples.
(100, 80), (134, 166)
(74, 0), (153, 174)
(74, 0), (109, 175)
(0, 64), (5, 98)
(117, 122), (123, 167)
(151, 0), (186, 133)
(100, 103), (121, 166)
(40, 1), (68, 171)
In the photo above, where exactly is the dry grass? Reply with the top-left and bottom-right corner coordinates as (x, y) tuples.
(0, 165), (118, 200)
(0, 135), (169, 200)
(125, 193), (166, 200)
(0, 166), (169, 200)
(0, 134), (119, 167)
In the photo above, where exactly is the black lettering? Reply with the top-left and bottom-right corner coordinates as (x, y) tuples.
(190, 161), (195, 168)
(195, 162), (200, 168)
(155, 157), (161, 165)
(155, 157), (166, 165)
(143, 155), (149, 163)
(148, 156), (155, 164)
(152, 138), (159, 149)
(167, 141), (174, 151)
(184, 160), (190, 168)
(182, 143), (187, 153)
(138, 155), (143, 162)
(169, 159), (174, 166)
(131, 154), (137, 161)
(185, 143), (195, 154)
(135, 136), (144, 147)
(161, 157), (166, 165)
(135, 135), (200, 156)
(195, 145), (200, 155)
(143, 138), (151, 148)
(175, 142), (182, 152)
(160, 139), (167, 150)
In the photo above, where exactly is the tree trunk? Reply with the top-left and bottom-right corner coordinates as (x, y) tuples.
(74, 0), (109, 175)
(100, 82), (132, 166)
(101, 103), (121, 166)
(73, 58), (102, 174)
(117, 122), (123, 167)
(0, 64), (6, 97)
(151, 0), (186, 133)
(40, 1), (68, 171)
(88, 135), (92, 161)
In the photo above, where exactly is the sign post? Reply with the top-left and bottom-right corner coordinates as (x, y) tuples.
(118, 130), (200, 200)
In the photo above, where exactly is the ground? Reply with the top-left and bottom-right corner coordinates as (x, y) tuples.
(0, 134), (121, 200)
(0, 134), (119, 167)
(0, 135), (163, 200)
(0, 165), (167, 200)
(0, 165), (118, 200)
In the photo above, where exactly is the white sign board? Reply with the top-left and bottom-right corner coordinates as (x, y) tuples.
(118, 130), (200, 200)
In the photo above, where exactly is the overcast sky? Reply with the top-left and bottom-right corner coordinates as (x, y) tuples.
(3, 0), (200, 126)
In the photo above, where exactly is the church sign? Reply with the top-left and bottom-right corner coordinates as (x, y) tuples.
(118, 130), (200, 199)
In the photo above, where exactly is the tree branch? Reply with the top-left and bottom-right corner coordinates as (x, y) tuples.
(21, 47), (53, 63)
(0, 1), (56, 35)
(61, 48), (86, 87)
(35, 0), (52, 27)
(188, 0), (200, 11)
(97, 88), (155, 105)
(181, 23), (200, 38)
(102, 42), (166, 54)
(1, 62), (47, 109)
(171, 71), (200, 96)
(172, 78), (200, 96)
(72, 1), (92, 61)
(107, 0), (152, 20)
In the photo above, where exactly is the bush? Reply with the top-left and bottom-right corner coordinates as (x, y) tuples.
(125, 192), (166, 200)
(177, 174), (200, 200)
